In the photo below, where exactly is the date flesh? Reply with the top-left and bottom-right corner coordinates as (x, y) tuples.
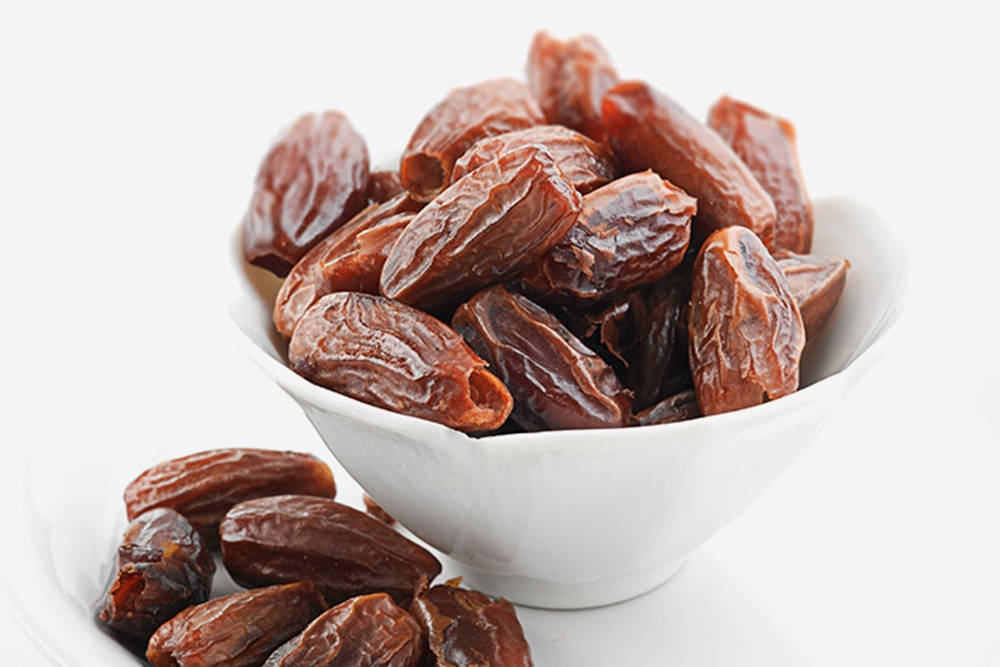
(708, 96), (814, 253)
(264, 593), (423, 667)
(626, 273), (693, 410)
(146, 582), (327, 667)
(517, 171), (694, 304)
(124, 448), (336, 544)
(451, 125), (617, 193)
(411, 584), (533, 667)
(382, 144), (582, 313)
(368, 169), (406, 205)
(526, 31), (619, 143)
(775, 251), (849, 337)
(634, 389), (700, 426)
(98, 508), (215, 640)
(689, 227), (805, 415)
(602, 81), (777, 250)
(363, 493), (396, 526)
(288, 293), (512, 431)
(557, 291), (647, 369)
(400, 79), (544, 201)
(452, 285), (632, 430)
(220, 495), (442, 606)
(243, 111), (370, 276)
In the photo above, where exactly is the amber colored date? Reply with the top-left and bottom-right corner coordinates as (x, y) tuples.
(363, 493), (396, 526)
(708, 96), (813, 253)
(526, 31), (619, 143)
(626, 273), (693, 410)
(146, 582), (327, 667)
(220, 495), (442, 606)
(602, 81), (777, 249)
(775, 251), (849, 337)
(411, 583), (533, 667)
(400, 79), (544, 201)
(288, 293), (512, 431)
(517, 171), (694, 304)
(98, 508), (214, 640)
(243, 111), (370, 276)
(368, 169), (406, 205)
(556, 291), (647, 369)
(689, 227), (805, 415)
(451, 125), (617, 193)
(124, 448), (336, 544)
(382, 145), (582, 313)
(634, 389), (700, 426)
(264, 593), (423, 667)
(453, 285), (632, 431)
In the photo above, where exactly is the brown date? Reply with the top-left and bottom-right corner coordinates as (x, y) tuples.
(452, 285), (632, 431)
(363, 493), (396, 526)
(220, 495), (442, 606)
(775, 250), (849, 337)
(382, 144), (582, 313)
(98, 508), (215, 640)
(626, 273), (693, 410)
(368, 169), (406, 205)
(264, 593), (423, 667)
(708, 96), (813, 253)
(146, 582), (327, 667)
(517, 171), (694, 305)
(689, 226), (805, 416)
(273, 193), (422, 338)
(288, 292), (512, 431)
(451, 125), (617, 193)
(602, 81), (777, 250)
(634, 389), (700, 426)
(400, 79), (544, 201)
(556, 291), (647, 369)
(411, 583), (533, 667)
(124, 448), (336, 544)
(526, 31), (619, 143)
(243, 111), (370, 276)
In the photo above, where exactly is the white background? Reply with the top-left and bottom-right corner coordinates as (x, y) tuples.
(2, 1), (998, 664)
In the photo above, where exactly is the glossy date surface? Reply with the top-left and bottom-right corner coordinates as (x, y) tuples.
(634, 389), (700, 426)
(775, 250), (849, 337)
(626, 273), (693, 410)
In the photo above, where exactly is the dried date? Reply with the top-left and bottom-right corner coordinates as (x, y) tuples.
(556, 291), (647, 369)
(220, 495), (442, 606)
(368, 169), (406, 205)
(363, 493), (396, 526)
(634, 389), (700, 426)
(626, 273), (693, 410)
(689, 227), (805, 415)
(775, 250), (849, 337)
(288, 293), (512, 431)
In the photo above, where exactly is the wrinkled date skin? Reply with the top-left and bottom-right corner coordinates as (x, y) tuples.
(363, 493), (396, 526)
(411, 584), (533, 667)
(124, 448), (336, 544)
(146, 582), (327, 667)
(452, 285), (632, 431)
(775, 251), (849, 337)
(264, 593), (423, 667)
(634, 389), (700, 426)
(517, 171), (694, 304)
(243, 111), (370, 276)
(382, 145), (582, 313)
(526, 31), (620, 143)
(708, 96), (814, 253)
(627, 273), (693, 410)
(451, 125), (617, 193)
(400, 79), (544, 201)
(368, 169), (406, 205)
(556, 291), (647, 369)
(220, 495), (442, 606)
(273, 193), (423, 338)
(98, 508), (215, 640)
(602, 81), (777, 250)
(689, 227), (805, 415)
(288, 293), (512, 431)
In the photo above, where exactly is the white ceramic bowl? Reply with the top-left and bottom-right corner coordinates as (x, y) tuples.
(229, 196), (907, 609)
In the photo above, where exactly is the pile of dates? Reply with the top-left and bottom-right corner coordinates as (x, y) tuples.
(99, 448), (533, 665)
(245, 31), (849, 432)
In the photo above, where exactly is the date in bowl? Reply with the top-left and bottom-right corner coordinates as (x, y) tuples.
(230, 196), (906, 609)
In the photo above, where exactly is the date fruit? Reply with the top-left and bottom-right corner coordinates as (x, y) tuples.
(453, 285), (632, 431)
(400, 79), (544, 201)
(124, 448), (336, 544)
(368, 169), (406, 205)
(411, 583), (533, 667)
(517, 171), (694, 304)
(526, 31), (619, 143)
(602, 81), (777, 249)
(451, 125), (617, 193)
(689, 226), (805, 416)
(288, 292), (512, 431)
(382, 144), (582, 313)
(264, 593), (423, 667)
(708, 96), (813, 253)
(557, 291), (647, 368)
(220, 495), (442, 605)
(146, 582), (327, 667)
(98, 508), (215, 640)
(363, 493), (396, 526)
(634, 389), (700, 426)
(775, 250), (849, 337)
(627, 273), (693, 410)
(243, 111), (370, 276)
